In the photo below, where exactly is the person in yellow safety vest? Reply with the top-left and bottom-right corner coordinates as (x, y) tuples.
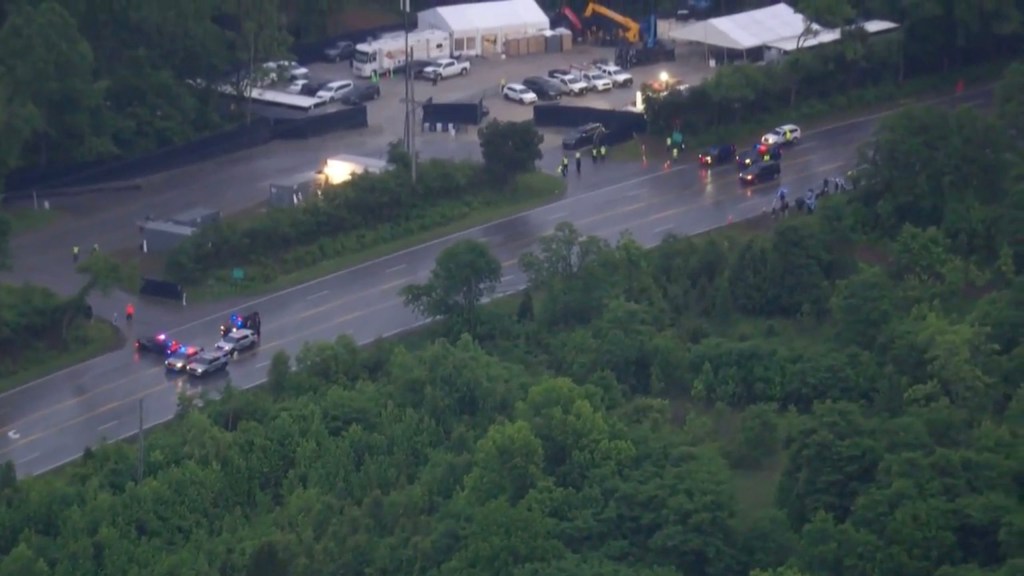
(672, 147), (679, 161)
(600, 145), (607, 161)
(784, 128), (791, 142)
(665, 136), (672, 152)
(561, 156), (569, 177)
(591, 147), (598, 163)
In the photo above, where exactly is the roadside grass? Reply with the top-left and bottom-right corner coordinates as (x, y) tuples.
(608, 62), (1005, 163)
(186, 172), (567, 302)
(5, 207), (65, 235)
(0, 321), (123, 395)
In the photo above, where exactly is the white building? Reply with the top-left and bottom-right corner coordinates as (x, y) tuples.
(418, 0), (550, 57)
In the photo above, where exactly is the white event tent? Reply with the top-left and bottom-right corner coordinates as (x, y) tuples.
(418, 0), (550, 57)
(669, 3), (898, 63)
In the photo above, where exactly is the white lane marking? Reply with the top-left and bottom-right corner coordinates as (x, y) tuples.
(8, 87), (994, 399)
(256, 361), (271, 368)
(6, 430), (19, 440)
(626, 188), (646, 196)
(548, 212), (568, 220)
(17, 452), (39, 464)
(98, 420), (118, 431)
(305, 290), (329, 300)
(500, 275), (514, 282)
(654, 224), (674, 234)
(386, 264), (407, 273)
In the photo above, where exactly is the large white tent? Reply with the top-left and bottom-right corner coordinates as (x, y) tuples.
(418, 0), (549, 57)
(765, 20), (899, 52)
(669, 3), (814, 51)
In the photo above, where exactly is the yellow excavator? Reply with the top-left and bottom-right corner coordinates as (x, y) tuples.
(582, 1), (641, 44)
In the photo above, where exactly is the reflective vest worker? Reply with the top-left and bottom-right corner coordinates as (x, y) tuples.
(72, 246), (79, 262)
(600, 145), (607, 160)
(665, 137), (672, 151)
(784, 129), (791, 142)
(591, 147), (598, 162)
(672, 147), (679, 160)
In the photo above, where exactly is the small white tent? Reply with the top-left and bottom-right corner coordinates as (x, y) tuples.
(418, 0), (549, 56)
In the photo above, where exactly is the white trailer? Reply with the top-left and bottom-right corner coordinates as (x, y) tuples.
(352, 30), (451, 78)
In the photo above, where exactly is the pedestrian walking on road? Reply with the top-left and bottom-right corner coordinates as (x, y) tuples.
(125, 303), (135, 323)
(600, 145), (607, 162)
(112, 312), (119, 325)
(672, 147), (679, 162)
(92, 243), (99, 254)
(591, 147), (598, 163)
(72, 246), (79, 264)
(575, 152), (582, 175)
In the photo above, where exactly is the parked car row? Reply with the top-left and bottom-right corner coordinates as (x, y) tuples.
(502, 62), (635, 106)
(284, 78), (381, 105)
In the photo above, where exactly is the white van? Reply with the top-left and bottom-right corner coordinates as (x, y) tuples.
(315, 80), (354, 101)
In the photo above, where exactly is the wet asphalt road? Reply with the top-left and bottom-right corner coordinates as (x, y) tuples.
(0, 89), (993, 478)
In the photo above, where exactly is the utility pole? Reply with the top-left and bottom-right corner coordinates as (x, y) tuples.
(402, 0), (417, 185)
(136, 398), (144, 482)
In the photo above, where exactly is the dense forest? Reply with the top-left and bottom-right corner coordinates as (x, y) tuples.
(1, 62), (1022, 576)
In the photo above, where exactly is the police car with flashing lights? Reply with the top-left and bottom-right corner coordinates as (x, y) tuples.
(215, 328), (258, 356)
(220, 311), (261, 338)
(135, 333), (181, 355)
(165, 346), (204, 372)
(186, 350), (230, 377)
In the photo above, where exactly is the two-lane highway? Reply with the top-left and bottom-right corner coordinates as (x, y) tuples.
(0, 89), (993, 477)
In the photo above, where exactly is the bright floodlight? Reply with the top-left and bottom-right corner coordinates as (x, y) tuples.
(658, 71), (669, 83)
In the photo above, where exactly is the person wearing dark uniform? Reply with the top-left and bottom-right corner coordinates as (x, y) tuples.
(575, 151), (582, 175)
(561, 156), (569, 177)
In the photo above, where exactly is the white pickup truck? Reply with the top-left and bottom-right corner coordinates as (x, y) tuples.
(580, 70), (613, 92)
(423, 58), (470, 80)
(594, 63), (634, 87)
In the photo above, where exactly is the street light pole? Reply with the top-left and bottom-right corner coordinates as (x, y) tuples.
(402, 0), (418, 185)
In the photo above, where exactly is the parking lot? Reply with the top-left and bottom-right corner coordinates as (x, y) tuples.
(293, 42), (713, 168)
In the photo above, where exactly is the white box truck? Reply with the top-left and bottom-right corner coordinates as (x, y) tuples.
(352, 30), (451, 78)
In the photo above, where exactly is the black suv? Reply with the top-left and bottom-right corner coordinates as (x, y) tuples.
(739, 161), (781, 184)
(340, 84), (381, 105)
(698, 144), (736, 166)
(324, 41), (355, 62)
(562, 123), (606, 150)
(522, 76), (565, 100)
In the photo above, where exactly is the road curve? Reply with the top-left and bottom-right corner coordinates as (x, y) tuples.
(0, 88), (992, 478)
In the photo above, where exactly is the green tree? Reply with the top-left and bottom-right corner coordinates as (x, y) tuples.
(777, 402), (882, 527)
(0, 1), (113, 167)
(266, 350), (291, 397)
(830, 265), (897, 349)
(0, 543), (50, 576)
(463, 420), (547, 505)
(477, 119), (544, 183)
(996, 61), (1024, 138)
(401, 239), (502, 334)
